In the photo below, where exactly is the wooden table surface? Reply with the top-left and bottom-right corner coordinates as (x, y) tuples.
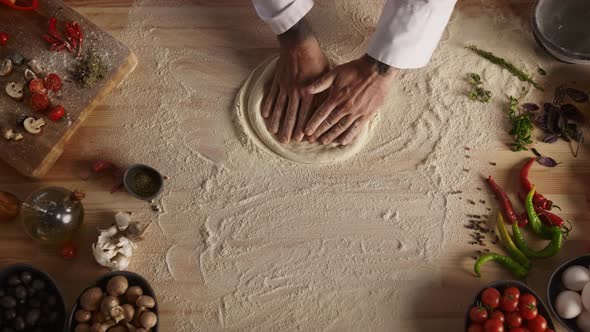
(1, 1), (589, 331)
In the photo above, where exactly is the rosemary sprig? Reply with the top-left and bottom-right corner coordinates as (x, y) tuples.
(466, 45), (544, 91)
(467, 73), (491, 103)
(508, 95), (534, 151)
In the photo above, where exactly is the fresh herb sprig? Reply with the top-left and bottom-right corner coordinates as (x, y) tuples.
(508, 95), (534, 151)
(466, 45), (543, 91)
(467, 73), (492, 103)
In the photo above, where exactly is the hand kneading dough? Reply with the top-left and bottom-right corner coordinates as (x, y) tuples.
(235, 57), (377, 164)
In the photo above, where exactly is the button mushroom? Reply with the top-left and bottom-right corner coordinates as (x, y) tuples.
(75, 323), (91, 332)
(89, 321), (116, 332)
(124, 286), (143, 304)
(75, 309), (92, 323)
(135, 296), (155, 309)
(106, 276), (129, 297)
(24, 68), (37, 82)
(121, 304), (134, 323)
(23, 117), (45, 134)
(100, 296), (120, 318)
(139, 311), (157, 330)
(5, 82), (24, 100)
(80, 287), (104, 311)
(0, 59), (13, 76)
(1, 127), (23, 141)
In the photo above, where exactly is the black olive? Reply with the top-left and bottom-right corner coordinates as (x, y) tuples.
(4, 309), (16, 320)
(12, 287), (25, 301)
(24, 309), (39, 327)
(6, 277), (20, 287)
(46, 295), (56, 308)
(48, 312), (58, 323)
(9, 52), (24, 66)
(1, 328), (15, 332)
(0, 290), (5, 297)
(0, 297), (16, 309)
(18, 273), (31, 286)
(37, 316), (48, 326)
(12, 316), (24, 331)
(30, 280), (44, 292)
(27, 298), (40, 309)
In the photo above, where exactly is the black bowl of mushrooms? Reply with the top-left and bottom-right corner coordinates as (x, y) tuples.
(68, 271), (158, 332)
(0, 264), (67, 331)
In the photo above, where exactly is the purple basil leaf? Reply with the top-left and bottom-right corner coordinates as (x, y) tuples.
(534, 113), (548, 131)
(522, 103), (540, 113)
(536, 156), (560, 167)
(554, 85), (566, 105)
(545, 105), (561, 133)
(566, 87), (589, 103)
(543, 134), (559, 143)
(561, 103), (585, 123)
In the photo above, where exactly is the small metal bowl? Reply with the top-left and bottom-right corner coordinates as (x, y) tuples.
(123, 164), (164, 201)
(68, 271), (159, 331)
(0, 264), (67, 331)
(532, 0), (590, 64)
(547, 254), (590, 331)
(465, 280), (556, 331)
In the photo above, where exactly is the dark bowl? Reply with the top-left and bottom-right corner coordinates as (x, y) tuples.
(0, 264), (67, 332)
(547, 254), (590, 332)
(68, 271), (159, 331)
(532, 0), (590, 64)
(123, 164), (164, 201)
(465, 280), (556, 331)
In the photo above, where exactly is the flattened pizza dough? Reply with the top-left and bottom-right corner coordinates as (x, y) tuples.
(236, 57), (377, 164)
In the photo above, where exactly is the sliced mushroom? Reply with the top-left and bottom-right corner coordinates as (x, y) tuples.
(1, 127), (23, 141)
(0, 59), (13, 76)
(27, 59), (44, 75)
(23, 117), (45, 134)
(5, 82), (24, 100)
(24, 68), (37, 82)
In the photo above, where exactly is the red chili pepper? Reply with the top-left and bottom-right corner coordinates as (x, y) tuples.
(517, 192), (564, 227)
(1, 0), (38, 11)
(520, 158), (553, 210)
(65, 22), (83, 59)
(517, 212), (529, 227)
(487, 176), (518, 224)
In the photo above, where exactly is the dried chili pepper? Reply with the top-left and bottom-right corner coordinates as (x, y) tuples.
(43, 17), (82, 57)
(496, 214), (530, 268)
(520, 158), (553, 210)
(1, 0), (38, 11)
(65, 22), (83, 59)
(474, 253), (529, 279)
(512, 222), (563, 259)
(487, 176), (518, 224)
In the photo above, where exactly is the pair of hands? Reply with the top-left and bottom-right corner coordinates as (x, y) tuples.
(261, 34), (398, 146)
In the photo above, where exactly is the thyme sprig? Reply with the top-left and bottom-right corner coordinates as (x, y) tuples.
(467, 73), (491, 103)
(508, 95), (534, 151)
(466, 45), (543, 91)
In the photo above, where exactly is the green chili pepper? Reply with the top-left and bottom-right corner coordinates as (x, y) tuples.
(526, 186), (553, 240)
(512, 222), (563, 259)
(496, 214), (530, 268)
(474, 253), (529, 279)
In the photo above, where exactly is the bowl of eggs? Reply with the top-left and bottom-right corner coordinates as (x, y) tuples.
(547, 254), (590, 331)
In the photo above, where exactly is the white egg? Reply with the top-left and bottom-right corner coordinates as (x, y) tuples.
(562, 265), (590, 291)
(578, 310), (590, 332)
(556, 290), (584, 319)
(583, 282), (590, 311)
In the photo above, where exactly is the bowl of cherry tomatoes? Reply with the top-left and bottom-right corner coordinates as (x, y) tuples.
(466, 280), (556, 332)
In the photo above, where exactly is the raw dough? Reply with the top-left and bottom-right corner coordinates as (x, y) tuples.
(236, 57), (377, 164)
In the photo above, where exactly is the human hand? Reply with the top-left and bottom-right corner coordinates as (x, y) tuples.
(261, 20), (329, 143)
(304, 55), (398, 145)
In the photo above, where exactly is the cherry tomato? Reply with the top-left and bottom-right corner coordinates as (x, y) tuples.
(526, 315), (547, 332)
(48, 105), (65, 121)
(501, 294), (519, 312)
(506, 312), (523, 328)
(467, 323), (484, 332)
(518, 297), (538, 321)
(484, 319), (504, 332)
(482, 288), (501, 309)
(29, 78), (46, 94)
(504, 287), (521, 300)
(469, 305), (488, 323)
(508, 328), (528, 332)
(44, 73), (62, 92)
(519, 294), (537, 307)
(490, 311), (505, 323)
(0, 32), (8, 46)
(60, 242), (76, 260)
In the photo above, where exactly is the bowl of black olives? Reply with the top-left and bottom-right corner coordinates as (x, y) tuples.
(0, 264), (66, 332)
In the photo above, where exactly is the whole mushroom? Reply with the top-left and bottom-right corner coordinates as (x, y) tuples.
(75, 323), (91, 332)
(107, 276), (129, 296)
(0, 58), (13, 76)
(139, 311), (157, 329)
(124, 286), (143, 304)
(80, 287), (103, 311)
(136, 296), (155, 309)
(75, 309), (92, 323)
(5, 82), (23, 100)
(100, 296), (120, 317)
(121, 304), (134, 323)
(89, 321), (116, 332)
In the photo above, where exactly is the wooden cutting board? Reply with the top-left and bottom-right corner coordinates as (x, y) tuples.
(0, 1), (137, 178)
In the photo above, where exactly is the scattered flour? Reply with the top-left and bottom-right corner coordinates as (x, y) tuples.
(74, 0), (590, 330)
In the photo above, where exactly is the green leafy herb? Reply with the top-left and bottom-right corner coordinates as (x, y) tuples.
(537, 66), (546, 76)
(467, 73), (491, 103)
(465, 45), (543, 91)
(73, 49), (108, 88)
(508, 95), (534, 151)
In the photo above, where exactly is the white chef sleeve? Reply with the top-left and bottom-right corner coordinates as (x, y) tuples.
(367, 0), (457, 69)
(252, 0), (314, 35)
